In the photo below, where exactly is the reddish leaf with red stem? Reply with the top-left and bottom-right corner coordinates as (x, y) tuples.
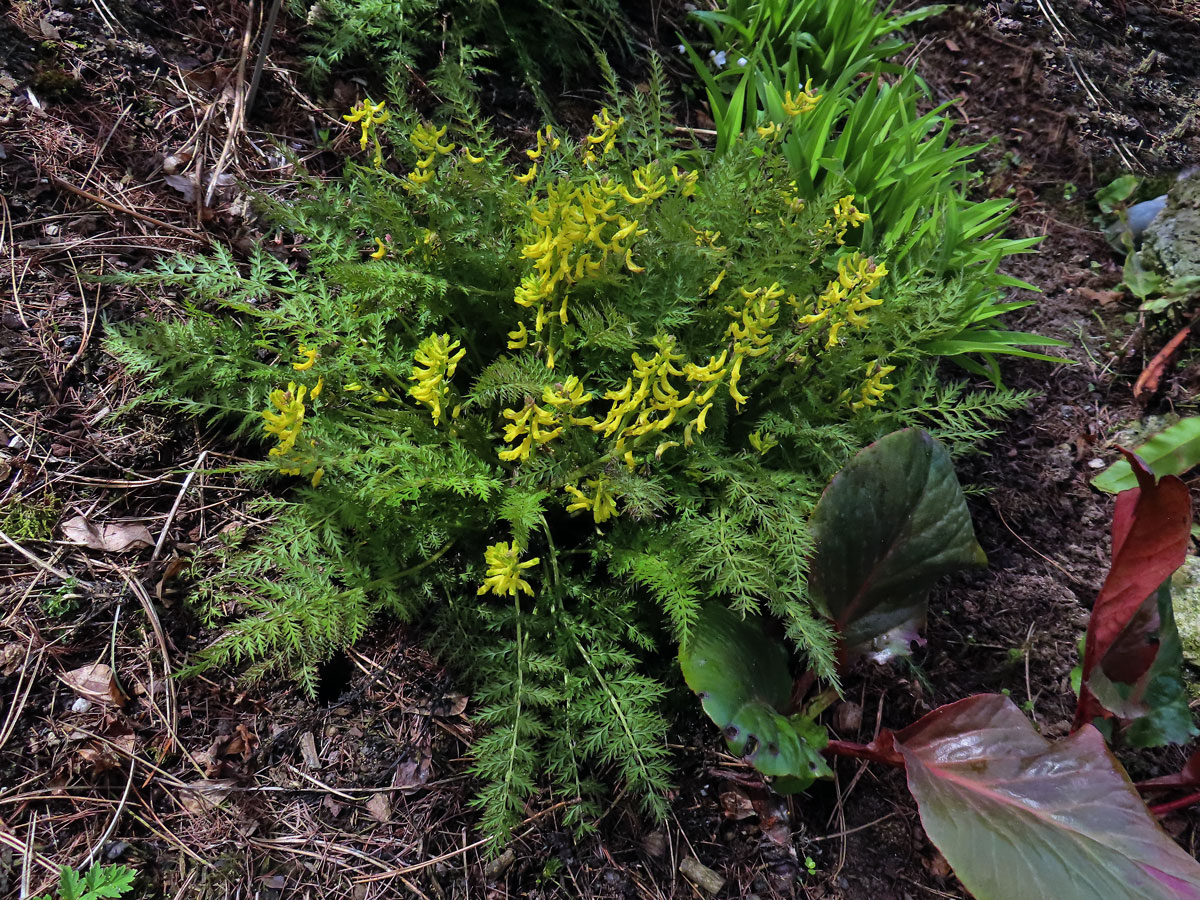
(1073, 450), (1192, 731)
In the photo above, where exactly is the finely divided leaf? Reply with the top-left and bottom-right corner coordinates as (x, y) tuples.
(896, 694), (1200, 900)
(680, 604), (831, 786)
(808, 428), (986, 657)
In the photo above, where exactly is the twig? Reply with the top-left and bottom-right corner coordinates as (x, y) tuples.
(205, 4), (255, 207)
(0, 530), (72, 581)
(84, 755), (136, 867)
(151, 451), (208, 562)
(353, 800), (577, 882)
(48, 175), (211, 244)
(245, 0), (285, 114)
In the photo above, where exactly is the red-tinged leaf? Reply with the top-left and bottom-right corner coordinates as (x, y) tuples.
(1076, 451), (1192, 729)
(896, 694), (1200, 900)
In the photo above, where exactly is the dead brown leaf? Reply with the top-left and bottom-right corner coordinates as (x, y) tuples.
(365, 792), (391, 823)
(60, 663), (126, 707)
(1076, 286), (1124, 307)
(179, 779), (234, 814)
(61, 515), (153, 552)
(1134, 323), (1192, 404)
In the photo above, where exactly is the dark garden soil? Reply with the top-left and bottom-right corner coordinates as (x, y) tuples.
(2, 1), (1200, 898)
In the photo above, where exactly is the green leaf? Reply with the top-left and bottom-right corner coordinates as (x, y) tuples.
(680, 603), (831, 787)
(1092, 417), (1200, 493)
(895, 694), (1200, 900)
(808, 428), (986, 658)
(1097, 174), (1140, 214)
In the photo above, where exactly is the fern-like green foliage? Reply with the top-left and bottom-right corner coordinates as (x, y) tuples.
(106, 59), (1030, 839)
(295, 0), (629, 104)
(34, 865), (136, 900)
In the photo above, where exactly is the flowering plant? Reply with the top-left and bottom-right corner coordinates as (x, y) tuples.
(107, 63), (1031, 838)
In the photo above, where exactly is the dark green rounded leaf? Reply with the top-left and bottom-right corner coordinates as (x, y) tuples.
(680, 603), (831, 785)
(809, 428), (986, 657)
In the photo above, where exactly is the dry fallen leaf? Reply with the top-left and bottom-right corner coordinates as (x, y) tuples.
(179, 778), (234, 814)
(365, 792), (392, 823)
(61, 515), (153, 552)
(60, 663), (126, 707)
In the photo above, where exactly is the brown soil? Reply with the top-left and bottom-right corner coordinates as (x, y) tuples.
(2, 1), (1199, 899)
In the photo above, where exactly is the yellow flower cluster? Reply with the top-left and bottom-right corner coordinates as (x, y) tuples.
(496, 377), (593, 463)
(821, 194), (869, 245)
(583, 108), (623, 166)
(564, 476), (618, 523)
(498, 402), (561, 462)
(581, 335), (714, 468)
(798, 253), (888, 348)
(843, 359), (897, 412)
(407, 333), (466, 425)
(344, 99), (389, 168)
(514, 175), (654, 338)
(263, 379), (324, 485)
(477, 541), (540, 598)
(782, 79), (821, 117)
(407, 122), (456, 187)
(724, 283), (783, 408)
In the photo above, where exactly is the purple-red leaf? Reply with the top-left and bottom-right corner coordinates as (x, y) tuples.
(1075, 450), (1192, 729)
(896, 694), (1200, 900)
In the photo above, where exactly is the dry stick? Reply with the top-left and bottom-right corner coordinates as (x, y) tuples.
(205, 4), (255, 208)
(245, 0), (284, 115)
(0, 196), (30, 329)
(0, 530), (72, 581)
(48, 175), (211, 244)
(0, 639), (43, 752)
(62, 254), (101, 378)
(21, 810), (37, 898)
(83, 755), (136, 868)
(353, 800), (577, 882)
(151, 451), (209, 563)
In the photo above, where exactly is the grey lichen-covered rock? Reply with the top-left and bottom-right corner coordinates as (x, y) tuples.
(1172, 556), (1200, 672)
(1139, 169), (1200, 286)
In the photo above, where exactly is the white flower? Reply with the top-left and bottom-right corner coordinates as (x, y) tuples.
(713, 50), (727, 68)
(677, 43), (686, 54)
(737, 56), (748, 66)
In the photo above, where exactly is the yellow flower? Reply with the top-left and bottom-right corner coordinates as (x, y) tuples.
(311, 467), (324, 487)
(849, 359), (897, 411)
(292, 345), (318, 371)
(563, 476), (618, 523)
(756, 121), (780, 140)
(410, 121), (455, 157)
(515, 164), (537, 185)
(498, 402), (561, 462)
(477, 541), (540, 597)
(370, 238), (387, 259)
(707, 268), (727, 295)
(464, 148), (486, 164)
(408, 333), (467, 425)
(507, 321), (529, 350)
(782, 79), (821, 116)
(748, 429), (777, 454)
(263, 382), (307, 457)
(344, 98), (390, 167)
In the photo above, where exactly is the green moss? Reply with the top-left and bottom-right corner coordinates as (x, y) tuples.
(0, 493), (62, 541)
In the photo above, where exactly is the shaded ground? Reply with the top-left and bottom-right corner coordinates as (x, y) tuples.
(2, 1), (1200, 898)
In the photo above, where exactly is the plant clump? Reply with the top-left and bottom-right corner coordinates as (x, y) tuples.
(107, 61), (1035, 836)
